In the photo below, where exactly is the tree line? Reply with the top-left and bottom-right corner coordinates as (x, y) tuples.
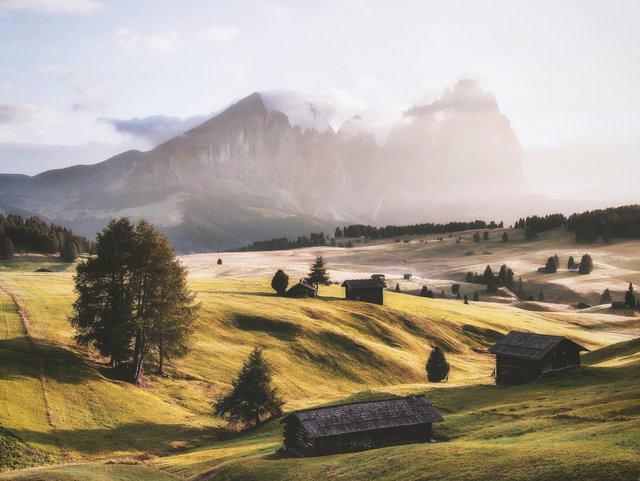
(567, 205), (640, 243)
(235, 219), (503, 252)
(0, 214), (92, 261)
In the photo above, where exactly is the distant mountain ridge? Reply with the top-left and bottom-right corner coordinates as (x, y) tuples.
(0, 80), (529, 252)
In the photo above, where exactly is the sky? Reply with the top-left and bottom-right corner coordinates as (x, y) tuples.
(1, 0), (640, 199)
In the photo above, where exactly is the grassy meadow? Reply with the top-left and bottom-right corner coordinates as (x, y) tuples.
(0, 230), (639, 480)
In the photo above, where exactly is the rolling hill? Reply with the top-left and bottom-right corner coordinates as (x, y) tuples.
(0, 245), (638, 479)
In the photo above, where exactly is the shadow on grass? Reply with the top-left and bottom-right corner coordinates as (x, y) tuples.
(10, 423), (227, 457)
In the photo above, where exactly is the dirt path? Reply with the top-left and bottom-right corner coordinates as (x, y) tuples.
(0, 283), (65, 455)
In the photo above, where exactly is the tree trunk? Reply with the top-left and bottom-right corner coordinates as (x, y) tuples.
(132, 328), (145, 384)
(157, 334), (165, 375)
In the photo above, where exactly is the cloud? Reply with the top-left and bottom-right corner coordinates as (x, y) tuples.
(116, 25), (239, 54)
(261, 89), (365, 133)
(105, 114), (207, 144)
(0, 0), (103, 14)
(39, 65), (111, 111)
(196, 26), (239, 43)
(0, 103), (122, 145)
(405, 79), (499, 117)
(116, 28), (178, 54)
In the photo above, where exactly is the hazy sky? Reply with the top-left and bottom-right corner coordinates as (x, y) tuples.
(1, 0), (640, 199)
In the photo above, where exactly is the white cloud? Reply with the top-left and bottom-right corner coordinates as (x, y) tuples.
(40, 65), (111, 110)
(0, 103), (122, 145)
(0, 0), (103, 14)
(116, 28), (178, 54)
(196, 26), (239, 43)
(116, 25), (239, 54)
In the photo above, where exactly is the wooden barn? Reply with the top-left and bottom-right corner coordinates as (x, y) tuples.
(285, 280), (317, 299)
(489, 331), (589, 385)
(282, 395), (443, 456)
(341, 278), (387, 305)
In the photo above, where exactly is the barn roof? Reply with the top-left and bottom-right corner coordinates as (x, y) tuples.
(288, 280), (317, 292)
(341, 278), (387, 289)
(489, 331), (588, 360)
(285, 395), (442, 438)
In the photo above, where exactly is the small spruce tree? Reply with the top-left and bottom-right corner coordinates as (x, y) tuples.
(538, 291), (545, 302)
(395, 283), (400, 293)
(271, 269), (289, 296)
(217, 258), (223, 265)
(599, 288), (612, 305)
(579, 254), (593, 274)
(308, 256), (331, 289)
(502, 231), (509, 242)
(483, 231), (489, 241)
(568, 256), (576, 269)
(426, 346), (450, 382)
(213, 347), (284, 427)
(625, 283), (636, 308)
(473, 291), (479, 301)
(463, 294), (469, 304)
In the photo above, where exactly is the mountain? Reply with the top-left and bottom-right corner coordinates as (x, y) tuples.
(0, 80), (528, 252)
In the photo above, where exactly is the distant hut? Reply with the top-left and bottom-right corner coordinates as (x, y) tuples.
(611, 301), (626, 310)
(282, 395), (443, 456)
(489, 331), (589, 385)
(371, 274), (386, 281)
(285, 280), (317, 299)
(403, 273), (413, 280)
(341, 278), (387, 305)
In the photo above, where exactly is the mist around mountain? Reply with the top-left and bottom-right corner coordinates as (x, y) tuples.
(0, 80), (543, 252)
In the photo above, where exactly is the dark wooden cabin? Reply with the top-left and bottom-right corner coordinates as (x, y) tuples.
(285, 280), (317, 299)
(489, 331), (589, 385)
(341, 278), (386, 305)
(282, 395), (443, 456)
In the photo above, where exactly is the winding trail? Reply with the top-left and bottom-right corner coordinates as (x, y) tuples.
(0, 283), (65, 454)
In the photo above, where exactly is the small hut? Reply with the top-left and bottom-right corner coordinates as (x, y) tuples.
(341, 278), (387, 305)
(489, 331), (588, 385)
(285, 280), (317, 299)
(403, 273), (413, 280)
(282, 395), (443, 456)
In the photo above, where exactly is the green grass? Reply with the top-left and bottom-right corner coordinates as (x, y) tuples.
(0, 464), (180, 481)
(0, 253), (638, 480)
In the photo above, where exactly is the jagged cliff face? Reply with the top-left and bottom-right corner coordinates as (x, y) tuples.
(0, 80), (527, 251)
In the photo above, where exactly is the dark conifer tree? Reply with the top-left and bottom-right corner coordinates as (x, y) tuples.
(483, 265), (494, 285)
(625, 283), (636, 308)
(308, 256), (331, 289)
(0, 236), (15, 259)
(568, 256), (576, 270)
(599, 288), (612, 305)
(579, 254), (593, 274)
(217, 258), (223, 265)
(271, 269), (289, 296)
(213, 347), (284, 427)
(502, 231), (509, 242)
(544, 256), (557, 274)
(538, 291), (545, 302)
(473, 291), (479, 301)
(426, 346), (450, 382)
(395, 283), (401, 293)
(61, 242), (78, 262)
(463, 294), (469, 304)
(483, 231), (489, 241)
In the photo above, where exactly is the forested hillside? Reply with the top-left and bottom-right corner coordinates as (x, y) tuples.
(0, 214), (92, 260)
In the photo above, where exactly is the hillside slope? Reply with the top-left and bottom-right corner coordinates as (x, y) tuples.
(0, 260), (638, 480)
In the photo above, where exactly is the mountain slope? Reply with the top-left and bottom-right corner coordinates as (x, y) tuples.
(0, 81), (527, 251)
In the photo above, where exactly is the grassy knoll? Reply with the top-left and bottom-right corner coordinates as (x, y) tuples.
(0, 255), (638, 480)
(151, 342), (640, 481)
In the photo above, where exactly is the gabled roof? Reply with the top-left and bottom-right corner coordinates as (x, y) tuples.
(288, 280), (317, 292)
(284, 395), (442, 438)
(489, 331), (589, 360)
(341, 278), (387, 289)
